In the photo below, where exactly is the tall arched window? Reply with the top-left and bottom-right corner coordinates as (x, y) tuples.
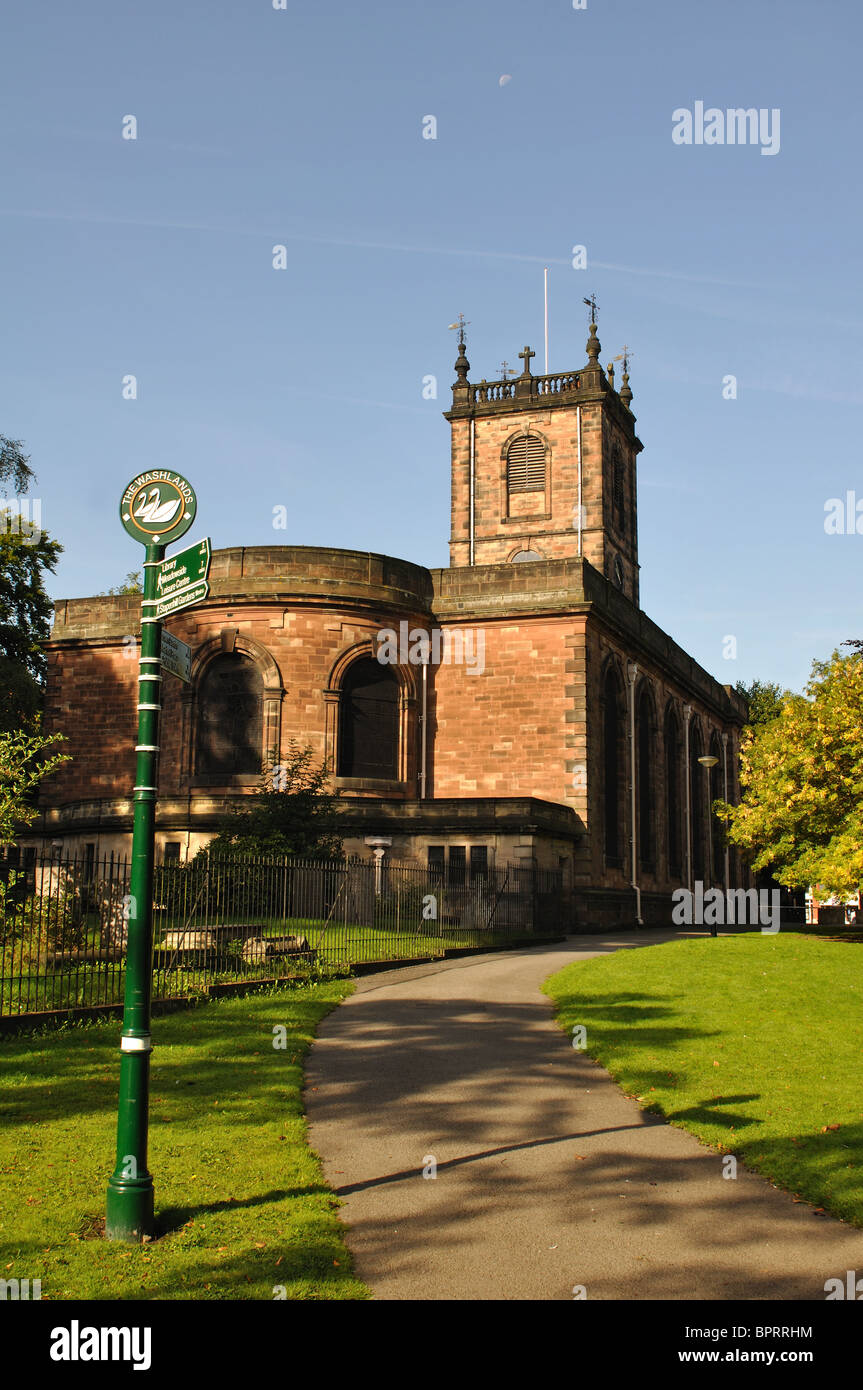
(637, 687), (655, 872)
(195, 653), (263, 777)
(709, 732), (724, 885)
(338, 658), (399, 780)
(665, 707), (683, 878)
(689, 722), (705, 882)
(506, 433), (546, 494)
(602, 667), (624, 867)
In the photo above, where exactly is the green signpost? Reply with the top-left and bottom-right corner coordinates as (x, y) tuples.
(106, 471), (205, 1242)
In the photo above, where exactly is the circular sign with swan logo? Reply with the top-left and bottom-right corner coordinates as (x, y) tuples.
(120, 471), (197, 544)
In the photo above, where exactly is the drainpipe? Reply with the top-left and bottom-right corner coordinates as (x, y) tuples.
(684, 704), (693, 893)
(469, 418), (476, 566)
(627, 662), (643, 925)
(576, 405), (583, 556)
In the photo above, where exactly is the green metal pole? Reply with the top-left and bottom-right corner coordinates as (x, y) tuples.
(106, 543), (164, 1241)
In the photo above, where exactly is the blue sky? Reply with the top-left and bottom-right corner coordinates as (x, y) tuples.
(1, 0), (860, 693)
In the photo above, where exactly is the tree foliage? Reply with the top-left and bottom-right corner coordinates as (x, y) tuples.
(0, 436), (64, 732)
(202, 742), (343, 860)
(99, 571), (142, 596)
(0, 436), (35, 496)
(720, 651), (863, 896)
(734, 678), (785, 728)
(0, 721), (71, 845)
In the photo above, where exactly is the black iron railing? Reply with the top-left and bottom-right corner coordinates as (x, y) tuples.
(0, 851), (571, 1020)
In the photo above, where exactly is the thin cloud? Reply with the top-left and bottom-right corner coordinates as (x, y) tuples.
(0, 206), (768, 290)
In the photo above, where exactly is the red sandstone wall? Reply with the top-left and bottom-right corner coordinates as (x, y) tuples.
(431, 614), (585, 809)
(42, 640), (139, 802)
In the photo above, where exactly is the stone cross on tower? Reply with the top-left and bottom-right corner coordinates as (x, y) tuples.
(518, 345), (535, 376)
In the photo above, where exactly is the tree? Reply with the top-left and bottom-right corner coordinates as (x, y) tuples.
(0, 722), (70, 845)
(719, 650), (863, 896)
(0, 436), (35, 495)
(99, 571), (142, 596)
(734, 678), (784, 728)
(0, 437), (64, 732)
(201, 742), (344, 859)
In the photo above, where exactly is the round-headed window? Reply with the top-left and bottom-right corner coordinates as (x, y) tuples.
(338, 658), (399, 780)
(195, 653), (263, 777)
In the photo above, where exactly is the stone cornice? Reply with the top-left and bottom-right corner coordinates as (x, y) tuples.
(26, 793), (584, 842)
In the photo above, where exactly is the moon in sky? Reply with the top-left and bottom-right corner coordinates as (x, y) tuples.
(499, 74), (512, 86)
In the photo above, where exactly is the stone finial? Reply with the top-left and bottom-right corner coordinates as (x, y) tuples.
(619, 369), (633, 409)
(607, 362), (615, 388)
(586, 322), (601, 364)
(454, 335), (470, 383)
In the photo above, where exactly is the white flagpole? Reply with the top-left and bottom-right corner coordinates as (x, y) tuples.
(544, 267), (549, 374)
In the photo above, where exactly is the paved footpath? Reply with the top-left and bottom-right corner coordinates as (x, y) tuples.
(305, 934), (862, 1300)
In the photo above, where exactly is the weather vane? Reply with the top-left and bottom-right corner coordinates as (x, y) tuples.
(614, 344), (633, 374)
(448, 313), (470, 346)
(583, 293), (599, 326)
(499, 359), (516, 380)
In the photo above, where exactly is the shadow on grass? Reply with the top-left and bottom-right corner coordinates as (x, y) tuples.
(666, 1093), (762, 1129)
(156, 1186), (335, 1235)
(0, 988), (346, 1130)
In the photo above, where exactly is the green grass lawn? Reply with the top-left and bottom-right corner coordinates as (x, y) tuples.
(543, 933), (863, 1226)
(0, 981), (370, 1300)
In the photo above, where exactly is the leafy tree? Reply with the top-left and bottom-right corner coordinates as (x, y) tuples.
(734, 678), (784, 728)
(719, 650), (863, 896)
(0, 437), (63, 732)
(0, 722), (70, 845)
(201, 742), (343, 860)
(0, 435), (35, 495)
(99, 571), (142, 596)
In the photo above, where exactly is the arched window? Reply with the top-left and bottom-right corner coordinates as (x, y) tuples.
(665, 707), (683, 878)
(602, 667), (624, 867)
(637, 687), (655, 872)
(195, 653), (263, 777)
(506, 433), (546, 494)
(689, 722), (705, 883)
(709, 733), (724, 885)
(510, 549), (543, 562)
(338, 658), (399, 780)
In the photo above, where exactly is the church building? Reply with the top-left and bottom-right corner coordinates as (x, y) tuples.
(30, 317), (748, 926)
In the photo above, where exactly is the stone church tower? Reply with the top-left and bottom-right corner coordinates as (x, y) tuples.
(447, 321), (641, 604)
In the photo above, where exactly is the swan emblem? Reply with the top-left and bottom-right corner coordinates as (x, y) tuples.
(133, 488), (182, 525)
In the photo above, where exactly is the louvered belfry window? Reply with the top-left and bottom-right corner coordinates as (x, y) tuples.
(507, 433), (546, 493)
